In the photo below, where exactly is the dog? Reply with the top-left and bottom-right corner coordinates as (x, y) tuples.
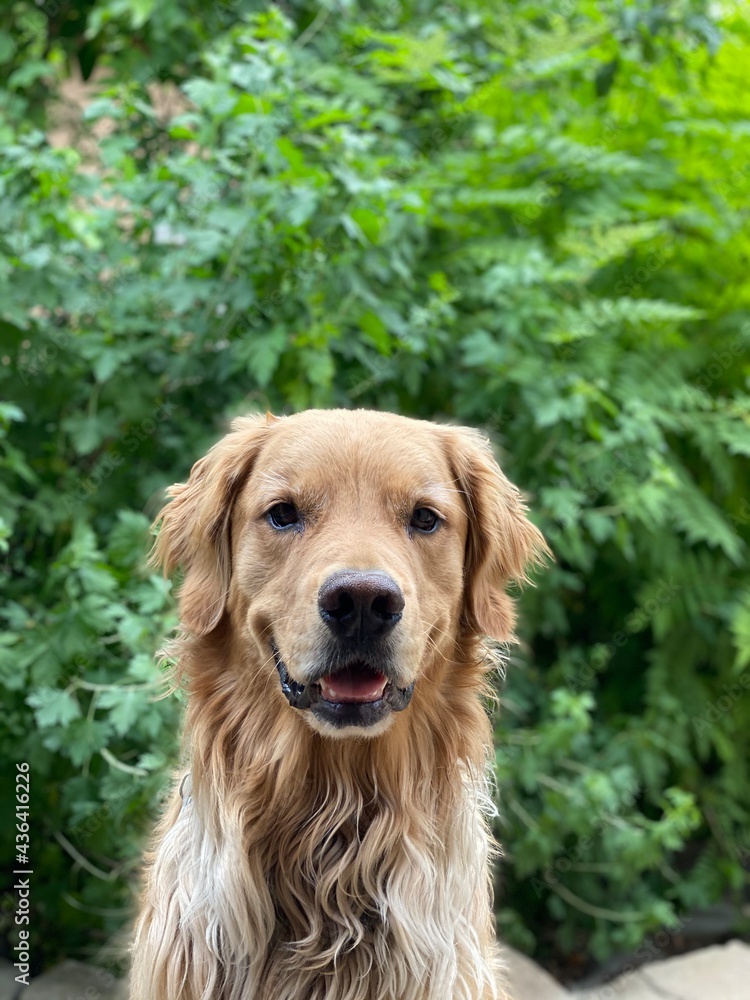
(130, 409), (548, 1000)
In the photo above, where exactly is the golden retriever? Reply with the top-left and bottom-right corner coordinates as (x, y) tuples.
(131, 409), (548, 1000)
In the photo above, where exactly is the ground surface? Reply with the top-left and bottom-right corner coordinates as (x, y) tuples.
(2, 942), (749, 999)
(506, 940), (750, 1000)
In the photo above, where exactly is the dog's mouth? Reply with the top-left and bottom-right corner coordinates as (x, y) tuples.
(319, 664), (388, 704)
(271, 642), (413, 728)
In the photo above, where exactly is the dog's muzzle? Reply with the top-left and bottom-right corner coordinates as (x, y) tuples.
(271, 642), (414, 729)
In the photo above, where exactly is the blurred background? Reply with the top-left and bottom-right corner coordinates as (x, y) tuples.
(1, 0), (749, 988)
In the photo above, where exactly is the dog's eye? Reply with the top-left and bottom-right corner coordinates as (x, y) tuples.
(410, 507), (440, 533)
(267, 502), (300, 529)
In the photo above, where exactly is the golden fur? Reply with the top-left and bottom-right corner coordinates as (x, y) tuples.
(130, 409), (548, 1000)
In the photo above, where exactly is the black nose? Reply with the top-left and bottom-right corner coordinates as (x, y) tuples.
(319, 570), (404, 641)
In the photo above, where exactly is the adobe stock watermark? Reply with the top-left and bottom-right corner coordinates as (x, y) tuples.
(543, 450), (635, 543)
(530, 776), (641, 899)
(219, 230), (346, 339)
(555, 243), (676, 363)
(348, 350), (403, 398)
(566, 577), (682, 692)
(61, 401), (174, 514)
(691, 672), (750, 736)
(512, 119), (625, 234)
(713, 159), (750, 201)
(580, 449), (634, 505)
(587, 914), (691, 1000)
(17, 267), (158, 384)
(688, 338), (745, 400)
(386, 74), (507, 179)
(540, 451), (635, 525)
(13, 762), (32, 986)
(612, 240), (675, 297)
(347, 276), (465, 398)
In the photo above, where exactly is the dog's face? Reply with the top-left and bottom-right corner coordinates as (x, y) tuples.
(232, 411), (470, 736)
(154, 410), (548, 738)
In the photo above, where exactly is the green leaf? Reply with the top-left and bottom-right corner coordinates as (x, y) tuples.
(234, 328), (288, 387)
(27, 688), (81, 728)
(8, 60), (53, 90)
(97, 688), (148, 737)
(65, 718), (112, 767)
(0, 30), (16, 64)
(730, 590), (750, 671)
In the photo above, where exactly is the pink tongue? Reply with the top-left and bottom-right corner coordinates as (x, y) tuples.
(319, 667), (387, 704)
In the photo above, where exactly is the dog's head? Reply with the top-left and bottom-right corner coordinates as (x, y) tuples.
(153, 410), (548, 737)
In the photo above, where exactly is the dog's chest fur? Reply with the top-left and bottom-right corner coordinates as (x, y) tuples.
(136, 760), (501, 1000)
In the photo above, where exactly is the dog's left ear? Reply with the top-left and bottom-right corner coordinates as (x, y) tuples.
(151, 413), (273, 635)
(444, 427), (551, 642)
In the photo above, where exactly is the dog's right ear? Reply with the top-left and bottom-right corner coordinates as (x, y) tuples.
(151, 413), (274, 635)
(443, 426), (551, 642)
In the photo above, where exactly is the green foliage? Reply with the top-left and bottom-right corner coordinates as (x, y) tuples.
(1, 0), (749, 973)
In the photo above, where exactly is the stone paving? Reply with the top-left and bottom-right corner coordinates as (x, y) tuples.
(2, 942), (749, 999)
(507, 940), (750, 1000)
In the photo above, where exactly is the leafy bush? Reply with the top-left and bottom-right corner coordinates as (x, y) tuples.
(1, 0), (749, 974)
